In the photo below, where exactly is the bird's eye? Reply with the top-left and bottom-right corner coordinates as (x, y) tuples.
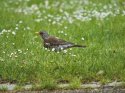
(40, 32), (43, 34)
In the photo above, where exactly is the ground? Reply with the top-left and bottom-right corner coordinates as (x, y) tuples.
(0, 0), (125, 90)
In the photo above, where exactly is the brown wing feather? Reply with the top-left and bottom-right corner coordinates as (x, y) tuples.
(45, 36), (74, 45)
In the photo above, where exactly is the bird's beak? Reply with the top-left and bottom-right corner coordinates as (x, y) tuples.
(35, 32), (39, 35)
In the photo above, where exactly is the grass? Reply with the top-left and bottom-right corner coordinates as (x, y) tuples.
(0, 0), (125, 90)
(0, 86), (7, 91)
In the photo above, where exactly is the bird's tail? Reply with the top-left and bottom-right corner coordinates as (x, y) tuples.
(72, 45), (86, 48)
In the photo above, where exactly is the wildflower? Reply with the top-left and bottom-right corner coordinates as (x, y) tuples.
(15, 55), (18, 58)
(69, 48), (72, 50)
(63, 50), (67, 53)
(24, 28), (26, 30)
(81, 37), (85, 41)
(34, 18), (42, 22)
(52, 21), (56, 24)
(12, 43), (15, 45)
(27, 27), (31, 30)
(8, 30), (11, 32)
(2, 51), (5, 54)
(2, 29), (6, 32)
(64, 33), (67, 36)
(103, 5), (107, 9)
(57, 51), (60, 53)
(19, 20), (23, 24)
(52, 48), (55, 51)
(12, 31), (16, 35)
(47, 49), (50, 51)
(31, 52), (34, 55)
(60, 31), (64, 33)
(44, 48), (48, 50)
(97, 70), (104, 75)
(60, 47), (63, 50)
(48, 19), (51, 22)
(71, 54), (76, 57)
(18, 49), (22, 53)
(24, 52), (26, 55)
(64, 26), (68, 29)
(15, 27), (18, 30)
(59, 9), (63, 12)
(10, 53), (14, 57)
(16, 24), (19, 26)
(45, 0), (50, 9)
(69, 53), (71, 55)
(0, 57), (4, 62)
(123, 10), (125, 15)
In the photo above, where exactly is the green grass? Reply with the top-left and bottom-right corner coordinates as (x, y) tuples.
(0, 0), (125, 89)
(0, 86), (7, 91)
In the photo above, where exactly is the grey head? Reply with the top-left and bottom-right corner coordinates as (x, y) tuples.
(39, 31), (49, 39)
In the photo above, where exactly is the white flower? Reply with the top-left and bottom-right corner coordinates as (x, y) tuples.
(15, 27), (18, 30)
(12, 43), (15, 45)
(34, 18), (43, 22)
(15, 55), (18, 58)
(0, 57), (4, 62)
(103, 5), (107, 9)
(81, 37), (85, 41)
(18, 49), (22, 53)
(8, 30), (11, 32)
(31, 4), (39, 10)
(24, 28), (26, 30)
(97, 70), (104, 75)
(64, 26), (68, 29)
(57, 51), (60, 53)
(60, 47), (63, 50)
(1, 29), (7, 34)
(69, 53), (71, 55)
(48, 19), (51, 22)
(19, 20), (23, 24)
(52, 21), (56, 24)
(16, 24), (19, 26)
(64, 33), (67, 36)
(0, 31), (4, 35)
(71, 54), (76, 57)
(63, 50), (67, 53)
(60, 31), (64, 33)
(47, 49), (50, 51)
(44, 48), (48, 50)
(12, 32), (16, 35)
(24, 52), (26, 55)
(45, 0), (49, 9)
(2, 29), (6, 32)
(59, 9), (63, 12)
(69, 48), (72, 50)
(27, 27), (30, 30)
(10, 53), (14, 57)
(123, 10), (125, 15)
(52, 48), (55, 51)
(2, 51), (5, 53)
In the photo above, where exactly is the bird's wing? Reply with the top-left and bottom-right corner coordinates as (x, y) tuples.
(45, 36), (74, 45)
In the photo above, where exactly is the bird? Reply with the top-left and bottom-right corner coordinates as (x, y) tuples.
(36, 31), (86, 51)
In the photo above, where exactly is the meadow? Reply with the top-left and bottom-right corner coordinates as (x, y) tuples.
(0, 0), (125, 89)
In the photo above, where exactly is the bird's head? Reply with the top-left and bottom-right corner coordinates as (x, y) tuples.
(36, 31), (49, 39)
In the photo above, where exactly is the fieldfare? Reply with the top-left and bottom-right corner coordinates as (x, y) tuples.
(36, 31), (86, 51)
